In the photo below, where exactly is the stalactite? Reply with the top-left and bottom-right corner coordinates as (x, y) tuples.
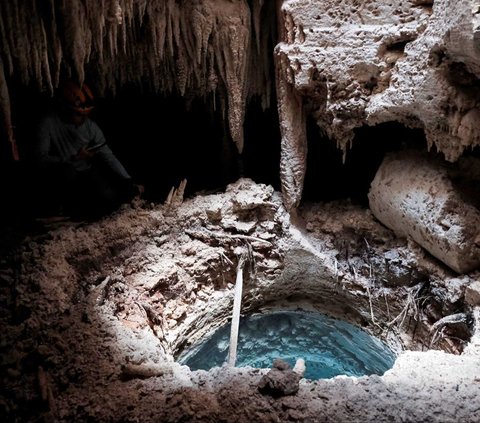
(252, 0), (264, 53)
(39, 15), (53, 94)
(0, 58), (18, 161)
(0, 4), (13, 76)
(275, 52), (307, 211)
(215, 0), (251, 153)
(45, 0), (63, 89)
(10, 1), (29, 84)
(248, 0), (276, 109)
(0, 0), (275, 156)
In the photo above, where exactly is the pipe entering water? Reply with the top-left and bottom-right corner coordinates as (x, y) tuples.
(178, 311), (396, 380)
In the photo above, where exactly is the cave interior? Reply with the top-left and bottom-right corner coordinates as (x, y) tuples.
(1, 1), (480, 422)
(3, 77), (437, 217)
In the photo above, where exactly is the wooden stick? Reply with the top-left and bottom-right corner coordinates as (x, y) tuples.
(227, 254), (246, 367)
(0, 58), (19, 161)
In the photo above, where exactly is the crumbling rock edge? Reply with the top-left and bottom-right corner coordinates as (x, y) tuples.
(276, 0), (480, 208)
(1, 179), (479, 422)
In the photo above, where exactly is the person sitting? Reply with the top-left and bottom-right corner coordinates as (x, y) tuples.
(34, 80), (142, 219)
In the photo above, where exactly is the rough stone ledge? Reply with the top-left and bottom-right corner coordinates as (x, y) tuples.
(368, 151), (480, 274)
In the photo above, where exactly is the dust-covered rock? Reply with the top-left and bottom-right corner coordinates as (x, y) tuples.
(258, 359), (302, 397)
(369, 151), (480, 274)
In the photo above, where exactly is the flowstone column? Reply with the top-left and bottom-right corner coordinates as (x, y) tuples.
(275, 1), (307, 211)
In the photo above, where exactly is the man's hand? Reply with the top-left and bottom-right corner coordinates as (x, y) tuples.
(120, 179), (145, 202)
(135, 184), (145, 197)
(72, 146), (95, 161)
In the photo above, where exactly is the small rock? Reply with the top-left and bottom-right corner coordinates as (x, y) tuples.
(120, 362), (172, 380)
(206, 202), (223, 221)
(273, 358), (291, 371)
(465, 281), (480, 306)
(287, 409), (305, 421)
(221, 218), (257, 234)
(293, 358), (305, 377)
(258, 359), (301, 397)
(258, 232), (276, 240)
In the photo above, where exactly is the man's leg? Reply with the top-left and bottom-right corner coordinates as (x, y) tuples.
(77, 167), (122, 218)
(35, 163), (78, 216)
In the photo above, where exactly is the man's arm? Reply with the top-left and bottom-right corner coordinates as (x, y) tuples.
(87, 119), (144, 197)
(87, 119), (131, 180)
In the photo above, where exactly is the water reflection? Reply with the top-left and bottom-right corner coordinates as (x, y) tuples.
(178, 311), (396, 380)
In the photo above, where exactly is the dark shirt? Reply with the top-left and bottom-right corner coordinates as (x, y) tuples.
(36, 112), (131, 180)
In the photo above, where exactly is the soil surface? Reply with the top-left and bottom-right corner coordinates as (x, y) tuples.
(1, 179), (479, 422)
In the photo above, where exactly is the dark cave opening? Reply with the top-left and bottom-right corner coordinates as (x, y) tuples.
(243, 98), (281, 191)
(0, 79), (281, 224)
(96, 88), (281, 201)
(302, 118), (428, 206)
(95, 88), (239, 201)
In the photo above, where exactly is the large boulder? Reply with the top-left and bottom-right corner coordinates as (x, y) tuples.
(368, 151), (480, 274)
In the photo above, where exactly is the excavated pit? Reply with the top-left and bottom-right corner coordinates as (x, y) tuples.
(1, 0), (480, 421)
(0, 179), (479, 422)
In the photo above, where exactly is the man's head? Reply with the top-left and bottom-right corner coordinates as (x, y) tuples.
(58, 80), (95, 123)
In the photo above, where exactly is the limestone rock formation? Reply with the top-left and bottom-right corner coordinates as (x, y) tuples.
(2, 1), (480, 210)
(276, 0), (480, 207)
(1, 2), (480, 422)
(368, 151), (480, 274)
(465, 280), (480, 306)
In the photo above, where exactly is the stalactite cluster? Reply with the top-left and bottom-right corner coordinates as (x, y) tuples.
(0, 0), (275, 155)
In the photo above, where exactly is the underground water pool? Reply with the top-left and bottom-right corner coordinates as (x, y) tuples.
(178, 311), (396, 380)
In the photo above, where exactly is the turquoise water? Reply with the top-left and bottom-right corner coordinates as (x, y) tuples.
(178, 311), (396, 380)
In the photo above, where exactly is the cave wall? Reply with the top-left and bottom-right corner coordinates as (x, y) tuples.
(276, 0), (480, 208)
(1, 0), (480, 211)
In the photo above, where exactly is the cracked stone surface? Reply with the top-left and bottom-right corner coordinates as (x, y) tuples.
(368, 150), (480, 274)
(276, 0), (480, 207)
